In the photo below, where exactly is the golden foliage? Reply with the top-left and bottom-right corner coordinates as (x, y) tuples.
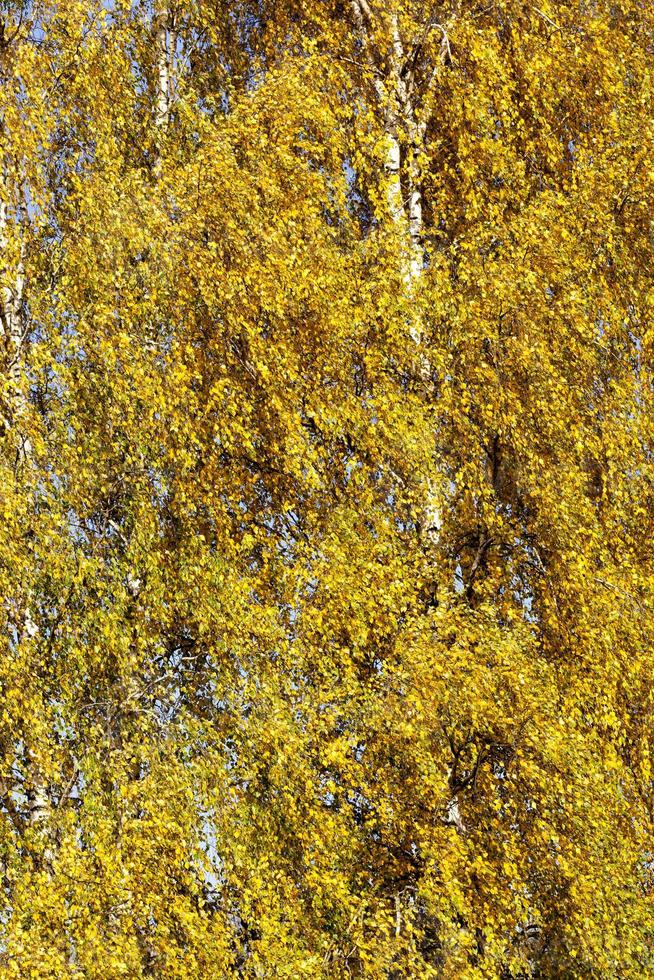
(1, 0), (654, 975)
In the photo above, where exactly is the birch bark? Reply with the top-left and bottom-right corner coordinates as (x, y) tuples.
(0, 166), (27, 446)
(350, 0), (440, 535)
(0, 115), (51, 838)
(154, 2), (172, 162)
(350, 0), (459, 826)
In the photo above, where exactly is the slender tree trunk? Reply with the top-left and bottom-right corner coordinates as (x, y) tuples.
(406, 122), (425, 285)
(1, 121), (51, 841)
(29, 769), (50, 828)
(350, 3), (455, 829)
(0, 164), (27, 444)
(154, 3), (171, 164)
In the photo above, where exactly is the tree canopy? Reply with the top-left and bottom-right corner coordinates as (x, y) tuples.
(1, 0), (654, 975)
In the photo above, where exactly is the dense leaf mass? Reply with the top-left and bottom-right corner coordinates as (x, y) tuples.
(1, 0), (654, 975)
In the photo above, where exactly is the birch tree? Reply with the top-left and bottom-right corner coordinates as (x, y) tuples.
(2, 0), (654, 977)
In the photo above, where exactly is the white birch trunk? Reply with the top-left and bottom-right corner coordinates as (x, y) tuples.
(351, 1), (453, 828)
(151, 3), (172, 182)
(0, 171), (27, 442)
(351, 2), (440, 539)
(1, 131), (51, 837)
(29, 770), (51, 827)
(155, 11), (170, 134)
